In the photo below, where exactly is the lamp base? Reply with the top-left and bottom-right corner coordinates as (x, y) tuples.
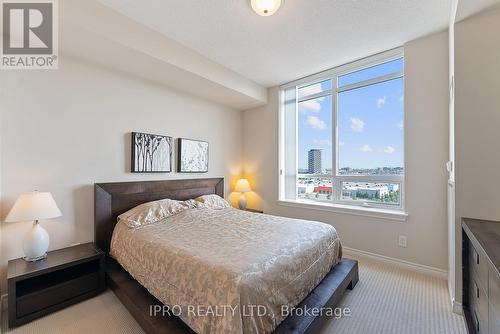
(23, 253), (47, 262)
(23, 220), (50, 262)
(238, 193), (247, 210)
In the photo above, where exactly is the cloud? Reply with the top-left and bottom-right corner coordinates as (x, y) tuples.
(397, 120), (404, 130)
(314, 139), (332, 146)
(377, 96), (386, 109)
(383, 146), (395, 154)
(298, 83), (325, 113)
(350, 117), (365, 132)
(339, 141), (345, 146)
(299, 99), (321, 112)
(360, 144), (373, 152)
(306, 116), (327, 130)
(299, 83), (323, 97)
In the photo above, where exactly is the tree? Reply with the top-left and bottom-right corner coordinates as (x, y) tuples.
(147, 136), (164, 170)
(134, 134), (146, 171)
(134, 134), (165, 171)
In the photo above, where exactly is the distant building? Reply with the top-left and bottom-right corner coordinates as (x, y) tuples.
(342, 183), (391, 199)
(338, 167), (352, 175)
(308, 149), (322, 174)
(297, 184), (316, 195)
(387, 184), (399, 192)
(313, 186), (332, 195)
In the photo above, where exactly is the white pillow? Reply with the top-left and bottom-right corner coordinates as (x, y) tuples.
(195, 194), (231, 210)
(183, 199), (199, 209)
(118, 199), (187, 228)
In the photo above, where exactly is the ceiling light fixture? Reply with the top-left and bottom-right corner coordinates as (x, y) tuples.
(250, 0), (283, 17)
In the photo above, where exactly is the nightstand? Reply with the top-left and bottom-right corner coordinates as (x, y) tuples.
(7, 242), (105, 327)
(245, 208), (264, 213)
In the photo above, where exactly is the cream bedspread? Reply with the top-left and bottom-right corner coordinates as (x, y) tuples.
(110, 207), (341, 334)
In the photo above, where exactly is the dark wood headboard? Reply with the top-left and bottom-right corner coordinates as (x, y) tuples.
(94, 178), (224, 254)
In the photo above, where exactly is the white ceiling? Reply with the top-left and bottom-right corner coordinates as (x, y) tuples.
(457, 0), (500, 21)
(98, 0), (500, 88)
(99, 0), (454, 87)
(61, 0), (268, 110)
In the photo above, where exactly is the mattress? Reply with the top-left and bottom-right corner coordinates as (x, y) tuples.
(110, 207), (341, 334)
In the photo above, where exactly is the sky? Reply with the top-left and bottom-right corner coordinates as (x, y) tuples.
(298, 58), (404, 170)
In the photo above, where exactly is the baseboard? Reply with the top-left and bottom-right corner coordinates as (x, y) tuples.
(343, 246), (448, 279)
(1, 294), (6, 311)
(452, 299), (464, 315)
(447, 278), (463, 315)
(1, 293), (6, 328)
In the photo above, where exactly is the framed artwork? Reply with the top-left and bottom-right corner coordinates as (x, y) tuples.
(177, 138), (209, 173)
(131, 132), (173, 173)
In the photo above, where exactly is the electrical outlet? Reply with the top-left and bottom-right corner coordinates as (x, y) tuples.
(398, 235), (407, 248)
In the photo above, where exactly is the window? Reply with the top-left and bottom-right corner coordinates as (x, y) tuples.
(280, 49), (404, 212)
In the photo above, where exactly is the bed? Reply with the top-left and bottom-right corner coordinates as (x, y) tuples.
(95, 178), (358, 334)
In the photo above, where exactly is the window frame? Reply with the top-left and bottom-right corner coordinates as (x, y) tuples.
(279, 47), (405, 213)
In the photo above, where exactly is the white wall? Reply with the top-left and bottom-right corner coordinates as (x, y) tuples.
(448, 0), (458, 311)
(0, 55), (244, 293)
(453, 3), (500, 305)
(243, 30), (449, 270)
(455, 4), (500, 228)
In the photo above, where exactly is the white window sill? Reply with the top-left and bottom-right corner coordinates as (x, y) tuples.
(276, 199), (408, 222)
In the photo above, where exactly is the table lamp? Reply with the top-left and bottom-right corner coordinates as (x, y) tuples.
(5, 191), (62, 262)
(235, 179), (252, 210)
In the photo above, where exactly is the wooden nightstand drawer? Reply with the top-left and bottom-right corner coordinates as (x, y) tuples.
(16, 262), (101, 318)
(469, 270), (489, 334)
(490, 302), (500, 334)
(468, 239), (489, 293)
(8, 243), (105, 327)
(490, 269), (500, 322)
(463, 219), (500, 334)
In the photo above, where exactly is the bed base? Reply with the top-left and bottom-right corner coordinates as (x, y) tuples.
(106, 257), (358, 334)
(95, 179), (359, 333)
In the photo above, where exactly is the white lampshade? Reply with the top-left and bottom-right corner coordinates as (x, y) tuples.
(235, 179), (252, 193)
(250, 0), (282, 16)
(5, 191), (62, 223)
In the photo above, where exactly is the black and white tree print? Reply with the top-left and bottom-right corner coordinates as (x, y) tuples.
(132, 132), (172, 172)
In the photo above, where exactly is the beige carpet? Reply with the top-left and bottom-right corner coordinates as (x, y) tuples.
(2, 255), (466, 334)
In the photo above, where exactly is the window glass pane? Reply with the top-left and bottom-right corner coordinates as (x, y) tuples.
(281, 52), (405, 210)
(338, 58), (403, 87)
(338, 77), (404, 175)
(297, 95), (332, 175)
(283, 87), (298, 200)
(298, 79), (332, 99)
(298, 176), (333, 202)
(341, 182), (401, 206)
(297, 94), (332, 203)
